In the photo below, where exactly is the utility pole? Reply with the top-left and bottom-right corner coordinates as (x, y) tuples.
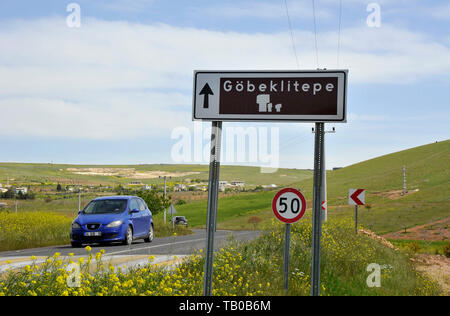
(402, 165), (406, 196)
(311, 122), (325, 296)
(78, 187), (81, 211)
(160, 176), (171, 224)
(312, 126), (336, 222)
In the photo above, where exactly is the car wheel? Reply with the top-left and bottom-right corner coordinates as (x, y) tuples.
(123, 226), (133, 246)
(144, 224), (154, 243)
(71, 242), (82, 248)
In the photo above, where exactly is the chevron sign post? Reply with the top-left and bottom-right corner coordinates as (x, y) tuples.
(349, 189), (365, 234)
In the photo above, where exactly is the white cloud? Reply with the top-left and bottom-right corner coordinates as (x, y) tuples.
(0, 17), (449, 140)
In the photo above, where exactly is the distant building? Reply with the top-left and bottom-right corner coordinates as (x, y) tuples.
(174, 184), (187, 192)
(230, 181), (245, 188)
(142, 185), (152, 191)
(15, 187), (28, 195)
(219, 181), (228, 192)
(129, 181), (143, 185)
(0, 188), (8, 194)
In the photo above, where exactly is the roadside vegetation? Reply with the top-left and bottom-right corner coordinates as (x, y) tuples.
(0, 211), (191, 252)
(0, 212), (72, 251)
(0, 218), (441, 296)
(388, 239), (450, 257)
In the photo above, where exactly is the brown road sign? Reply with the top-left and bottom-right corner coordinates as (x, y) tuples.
(193, 70), (348, 122)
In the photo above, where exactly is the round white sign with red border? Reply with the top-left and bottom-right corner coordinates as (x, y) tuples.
(272, 188), (307, 224)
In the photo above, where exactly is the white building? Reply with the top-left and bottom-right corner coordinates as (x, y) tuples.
(15, 187), (28, 195)
(230, 181), (245, 188)
(174, 184), (187, 192)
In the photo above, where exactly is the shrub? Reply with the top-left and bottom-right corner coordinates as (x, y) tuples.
(406, 241), (421, 253)
(247, 216), (262, 229)
(176, 199), (187, 206)
(443, 243), (450, 258)
(136, 189), (171, 216)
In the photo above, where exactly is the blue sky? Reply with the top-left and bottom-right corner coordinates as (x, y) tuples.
(0, 0), (449, 170)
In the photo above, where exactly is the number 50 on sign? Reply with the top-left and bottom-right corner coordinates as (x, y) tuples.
(272, 188), (307, 224)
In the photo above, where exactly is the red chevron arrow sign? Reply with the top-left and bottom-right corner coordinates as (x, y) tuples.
(348, 189), (365, 205)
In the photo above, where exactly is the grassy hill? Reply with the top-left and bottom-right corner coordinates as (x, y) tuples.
(176, 140), (450, 234)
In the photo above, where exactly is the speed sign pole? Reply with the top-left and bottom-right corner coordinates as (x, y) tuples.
(283, 223), (291, 290)
(272, 188), (307, 292)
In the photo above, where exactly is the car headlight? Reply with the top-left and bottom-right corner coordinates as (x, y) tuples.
(72, 222), (81, 229)
(106, 220), (123, 228)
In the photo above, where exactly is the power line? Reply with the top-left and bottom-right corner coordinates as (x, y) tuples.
(311, 0), (319, 68)
(284, 0), (300, 69)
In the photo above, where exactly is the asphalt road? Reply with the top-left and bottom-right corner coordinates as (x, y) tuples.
(0, 229), (261, 259)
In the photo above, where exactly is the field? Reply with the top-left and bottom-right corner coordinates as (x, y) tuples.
(0, 163), (311, 188)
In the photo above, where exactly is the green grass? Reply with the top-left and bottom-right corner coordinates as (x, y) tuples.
(152, 218), (192, 237)
(388, 239), (450, 256)
(162, 190), (278, 228)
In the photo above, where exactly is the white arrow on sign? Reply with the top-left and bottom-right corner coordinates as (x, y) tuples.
(348, 189), (365, 206)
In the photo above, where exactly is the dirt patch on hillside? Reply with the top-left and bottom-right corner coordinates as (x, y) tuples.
(413, 254), (450, 295)
(383, 217), (450, 241)
(66, 168), (200, 179)
(358, 229), (398, 250)
(362, 228), (449, 295)
(372, 189), (419, 200)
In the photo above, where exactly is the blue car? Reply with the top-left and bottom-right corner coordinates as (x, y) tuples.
(70, 196), (154, 247)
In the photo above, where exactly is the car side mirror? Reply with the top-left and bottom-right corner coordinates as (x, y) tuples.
(78, 210), (83, 215)
(129, 209), (139, 214)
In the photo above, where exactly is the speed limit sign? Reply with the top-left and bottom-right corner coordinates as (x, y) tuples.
(272, 188), (307, 224)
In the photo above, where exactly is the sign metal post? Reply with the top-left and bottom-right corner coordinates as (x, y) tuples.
(203, 121), (222, 296)
(311, 122), (325, 296)
(349, 189), (366, 235)
(283, 223), (291, 291)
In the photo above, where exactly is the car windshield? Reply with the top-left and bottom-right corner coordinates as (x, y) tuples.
(83, 199), (128, 215)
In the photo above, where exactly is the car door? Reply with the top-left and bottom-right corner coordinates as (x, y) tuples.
(138, 198), (151, 235)
(129, 199), (143, 236)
